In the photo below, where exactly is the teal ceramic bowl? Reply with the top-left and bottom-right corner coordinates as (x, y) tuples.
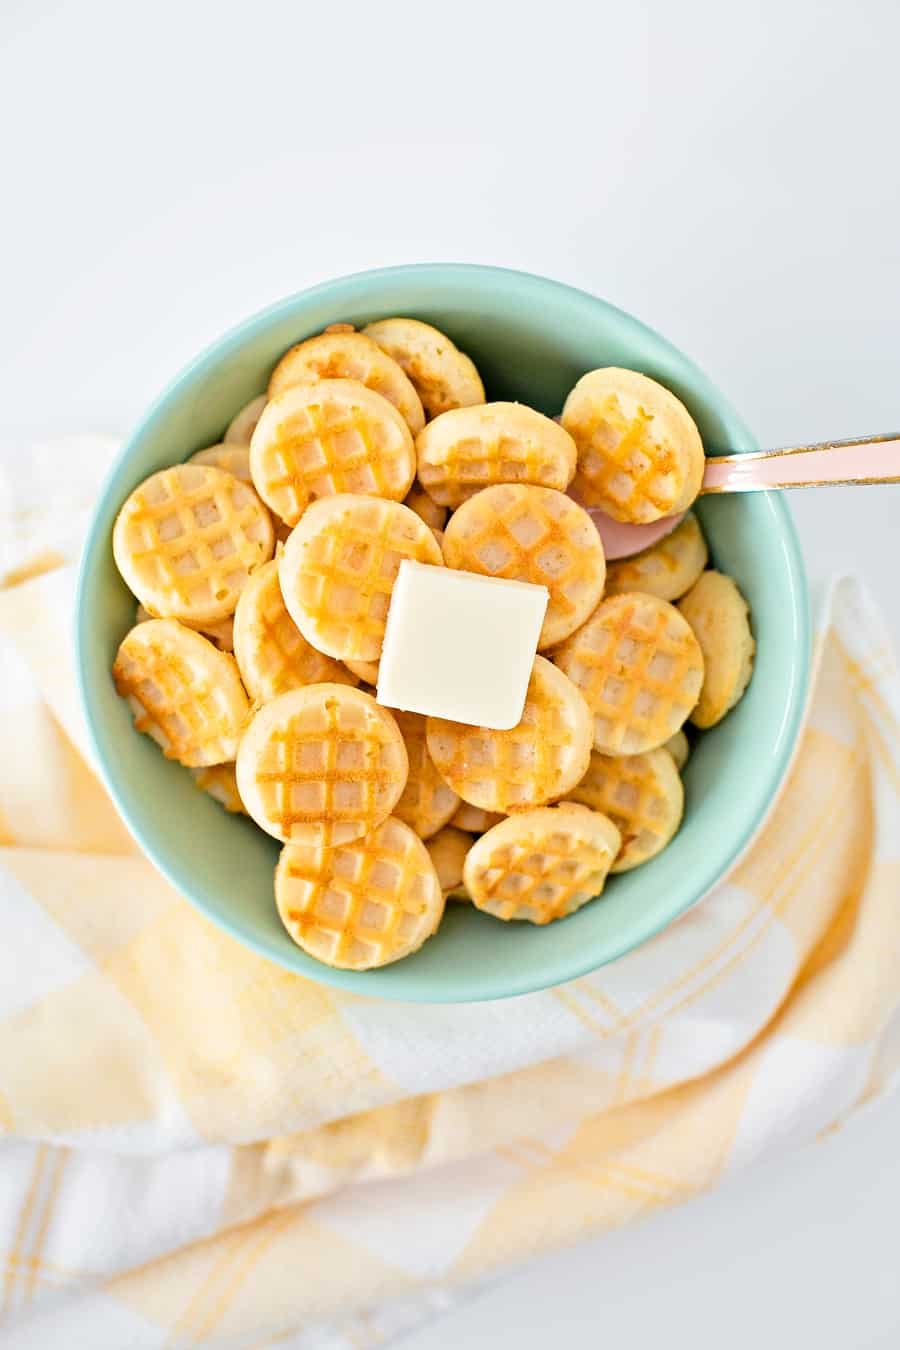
(76, 264), (810, 1002)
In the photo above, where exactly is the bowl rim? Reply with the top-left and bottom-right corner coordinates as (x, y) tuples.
(75, 262), (811, 1001)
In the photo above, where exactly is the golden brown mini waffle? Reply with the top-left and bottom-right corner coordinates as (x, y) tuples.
(136, 603), (234, 653)
(553, 592), (704, 755)
(426, 656), (592, 813)
(426, 825), (473, 894)
(404, 484), (448, 532)
(441, 483), (606, 649)
(113, 619), (250, 766)
(250, 379), (417, 527)
(224, 395), (267, 445)
(113, 464), (274, 625)
(275, 815), (444, 970)
(463, 805), (621, 924)
(562, 368), (705, 524)
(343, 658), (379, 685)
(451, 803), (505, 833)
(191, 762), (247, 814)
(605, 512), (708, 601)
(393, 710), (460, 840)
(416, 403), (577, 508)
(188, 444), (253, 482)
(233, 560), (356, 704)
(267, 331), (425, 433)
(279, 495), (443, 662)
(567, 748), (683, 872)
(236, 684), (408, 847)
(664, 728), (690, 770)
(678, 570), (755, 728)
(362, 317), (485, 419)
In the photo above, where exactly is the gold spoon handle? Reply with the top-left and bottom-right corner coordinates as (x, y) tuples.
(701, 432), (900, 493)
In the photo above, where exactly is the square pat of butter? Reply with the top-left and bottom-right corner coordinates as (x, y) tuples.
(377, 561), (548, 730)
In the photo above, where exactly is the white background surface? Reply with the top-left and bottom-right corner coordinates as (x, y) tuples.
(2, 1), (899, 1345)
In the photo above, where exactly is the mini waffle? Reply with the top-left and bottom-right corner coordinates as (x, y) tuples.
(363, 317), (485, 419)
(274, 815), (444, 969)
(678, 570), (755, 728)
(279, 494), (443, 662)
(344, 658), (379, 685)
(135, 602), (234, 653)
(233, 559), (357, 704)
(267, 331), (425, 433)
(463, 805), (621, 924)
(553, 592), (704, 755)
(393, 710), (460, 840)
(236, 684), (408, 847)
(416, 403), (577, 508)
(113, 464), (274, 625)
(191, 762), (247, 814)
(605, 512), (708, 601)
(425, 825), (473, 894)
(451, 803), (505, 833)
(250, 379), (417, 527)
(113, 619), (250, 766)
(404, 484), (448, 532)
(563, 368), (705, 524)
(567, 748), (683, 872)
(426, 655), (592, 813)
(441, 483), (606, 649)
(188, 444), (253, 482)
(224, 394), (267, 445)
(664, 728), (690, 771)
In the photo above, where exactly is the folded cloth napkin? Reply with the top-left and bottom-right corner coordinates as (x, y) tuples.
(1, 437), (899, 1350)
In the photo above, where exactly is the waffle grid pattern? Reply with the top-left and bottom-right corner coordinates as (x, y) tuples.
(246, 691), (406, 846)
(464, 811), (619, 924)
(113, 624), (247, 767)
(234, 563), (353, 703)
(554, 594), (703, 755)
(393, 711), (460, 840)
(426, 658), (590, 813)
(605, 512), (707, 601)
(417, 407), (575, 507)
(267, 333), (424, 431)
(252, 384), (415, 526)
(442, 483), (605, 647)
(281, 497), (442, 661)
(568, 749), (682, 871)
(363, 318), (485, 418)
(114, 465), (273, 623)
(276, 817), (442, 969)
(569, 394), (684, 518)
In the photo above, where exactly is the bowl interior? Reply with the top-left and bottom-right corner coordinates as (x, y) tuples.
(76, 265), (810, 1001)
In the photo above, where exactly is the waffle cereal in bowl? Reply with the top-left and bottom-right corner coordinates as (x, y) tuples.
(363, 317), (485, 419)
(113, 463), (273, 625)
(416, 402), (577, 507)
(553, 592), (705, 755)
(279, 494), (443, 662)
(105, 308), (758, 973)
(463, 806), (621, 925)
(250, 379), (416, 527)
(274, 816), (443, 970)
(236, 684), (408, 848)
(441, 482), (606, 648)
(267, 330), (425, 434)
(563, 367), (705, 523)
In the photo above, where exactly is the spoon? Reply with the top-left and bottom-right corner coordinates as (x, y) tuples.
(581, 430), (900, 559)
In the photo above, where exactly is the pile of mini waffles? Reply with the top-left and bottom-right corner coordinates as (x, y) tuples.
(111, 318), (755, 971)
